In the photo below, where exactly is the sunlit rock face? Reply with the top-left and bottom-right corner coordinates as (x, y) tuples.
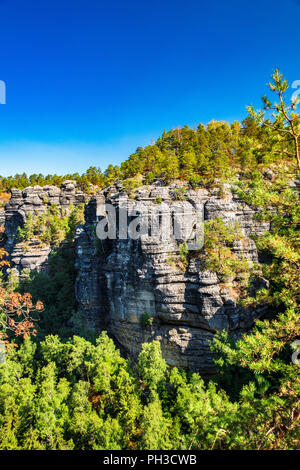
(75, 183), (270, 375)
(3, 181), (87, 275)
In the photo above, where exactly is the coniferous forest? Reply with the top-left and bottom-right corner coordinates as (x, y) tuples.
(0, 70), (299, 451)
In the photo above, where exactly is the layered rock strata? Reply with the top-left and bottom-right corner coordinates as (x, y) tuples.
(3, 181), (87, 274)
(75, 183), (270, 374)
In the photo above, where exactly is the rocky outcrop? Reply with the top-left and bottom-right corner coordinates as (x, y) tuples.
(75, 183), (270, 375)
(3, 181), (87, 275)
(0, 179), (272, 374)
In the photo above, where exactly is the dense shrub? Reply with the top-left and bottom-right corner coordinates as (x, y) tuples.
(17, 204), (84, 247)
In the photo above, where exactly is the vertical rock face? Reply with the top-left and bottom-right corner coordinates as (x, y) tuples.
(1, 180), (271, 374)
(75, 183), (270, 374)
(3, 181), (87, 274)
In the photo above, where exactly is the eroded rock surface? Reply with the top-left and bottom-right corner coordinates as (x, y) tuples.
(3, 181), (87, 274)
(75, 183), (270, 374)
(1, 180), (272, 374)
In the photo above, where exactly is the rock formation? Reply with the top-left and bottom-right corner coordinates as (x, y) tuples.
(1, 179), (273, 374)
(75, 182), (270, 375)
(3, 181), (87, 275)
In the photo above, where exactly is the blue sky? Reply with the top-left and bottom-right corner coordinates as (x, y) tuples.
(0, 0), (299, 176)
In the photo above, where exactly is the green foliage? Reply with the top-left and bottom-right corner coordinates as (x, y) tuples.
(0, 319), (299, 450)
(188, 174), (202, 188)
(178, 242), (189, 267)
(199, 217), (254, 286)
(17, 212), (35, 242)
(17, 204), (84, 247)
(20, 244), (92, 341)
(172, 187), (187, 200)
(104, 164), (121, 186)
(0, 167), (104, 193)
(0, 94), (297, 193)
(140, 312), (153, 328)
(137, 341), (167, 391)
(112, 112), (294, 186)
(233, 165), (300, 310)
(248, 69), (300, 170)
(121, 176), (142, 195)
(210, 306), (300, 449)
(139, 392), (173, 450)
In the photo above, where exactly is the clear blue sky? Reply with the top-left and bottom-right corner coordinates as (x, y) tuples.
(0, 0), (299, 176)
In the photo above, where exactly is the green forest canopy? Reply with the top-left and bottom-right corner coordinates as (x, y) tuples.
(0, 116), (297, 193)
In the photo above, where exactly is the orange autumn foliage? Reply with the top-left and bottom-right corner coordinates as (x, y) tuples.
(0, 225), (44, 344)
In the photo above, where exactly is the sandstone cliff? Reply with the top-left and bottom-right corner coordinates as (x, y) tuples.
(75, 182), (270, 374)
(3, 181), (87, 275)
(1, 180), (273, 374)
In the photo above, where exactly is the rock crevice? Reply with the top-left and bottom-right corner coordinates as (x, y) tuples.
(75, 183), (270, 374)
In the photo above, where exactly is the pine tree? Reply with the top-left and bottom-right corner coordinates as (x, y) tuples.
(248, 69), (300, 169)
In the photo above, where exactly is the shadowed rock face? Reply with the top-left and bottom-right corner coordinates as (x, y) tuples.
(75, 183), (270, 375)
